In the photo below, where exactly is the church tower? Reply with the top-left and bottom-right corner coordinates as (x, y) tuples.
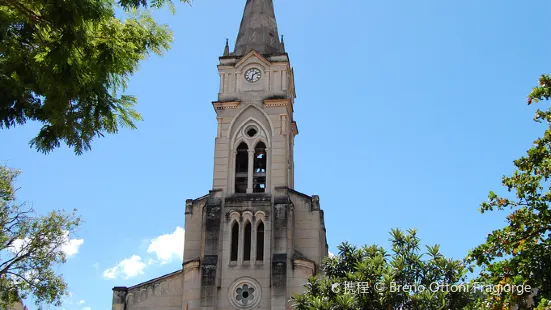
(111, 1), (328, 309)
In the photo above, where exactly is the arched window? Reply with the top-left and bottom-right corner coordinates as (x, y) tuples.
(235, 142), (248, 193)
(243, 221), (252, 261)
(231, 222), (239, 261)
(256, 221), (264, 261)
(253, 142), (267, 193)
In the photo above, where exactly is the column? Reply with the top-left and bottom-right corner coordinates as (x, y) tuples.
(227, 150), (237, 193)
(238, 218), (244, 265)
(251, 221), (257, 265)
(266, 147), (271, 194)
(247, 149), (254, 193)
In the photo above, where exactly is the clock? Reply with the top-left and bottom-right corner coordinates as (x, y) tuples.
(244, 68), (261, 83)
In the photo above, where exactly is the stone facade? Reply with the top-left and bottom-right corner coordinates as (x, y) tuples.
(112, 1), (327, 309)
(112, 271), (183, 310)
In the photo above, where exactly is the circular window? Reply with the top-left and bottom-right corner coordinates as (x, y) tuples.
(244, 125), (258, 138)
(236, 284), (254, 305)
(228, 278), (261, 309)
(247, 128), (257, 137)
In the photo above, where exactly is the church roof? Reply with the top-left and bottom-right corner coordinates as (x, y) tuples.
(234, 0), (284, 56)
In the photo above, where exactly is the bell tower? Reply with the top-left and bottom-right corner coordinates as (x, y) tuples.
(109, 2), (328, 309)
(213, 0), (296, 196)
(181, 1), (328, 309)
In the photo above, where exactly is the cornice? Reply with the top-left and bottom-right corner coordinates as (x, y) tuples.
(263, 98), (293, 115)
(212, 101), (241, 110)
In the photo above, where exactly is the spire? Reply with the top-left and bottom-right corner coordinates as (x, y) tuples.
(234, 0), (283, 56)
(223, 38), (230, 56)
(280, 34), (285, 53)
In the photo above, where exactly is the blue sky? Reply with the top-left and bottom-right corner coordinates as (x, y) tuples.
(1, 0), (551, 309)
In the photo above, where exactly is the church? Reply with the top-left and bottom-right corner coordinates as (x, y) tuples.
(111, 0), (328, 309)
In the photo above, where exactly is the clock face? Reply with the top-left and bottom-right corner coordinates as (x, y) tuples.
(244, 68), (261, 83)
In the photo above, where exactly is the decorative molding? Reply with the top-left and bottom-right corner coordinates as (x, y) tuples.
(228, 211), (241, 222)
(263, 98), (293, 115)
(254, 211), (266, 222)
(280, 114), (287, 135)
(293, 258), (316, 276)
(235, 50), (272, 68)
(242, 211), (254, 223)
(183, 260), (200, 273)
(227, 104), (275, 139)
(213, 101), (240, 110)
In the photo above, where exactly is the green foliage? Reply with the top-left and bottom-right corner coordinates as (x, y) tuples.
(0, 0), (189, 154)
(292, 229), (481, 310)
(0, 166), (81, 309)
(467, 74), (551, 309)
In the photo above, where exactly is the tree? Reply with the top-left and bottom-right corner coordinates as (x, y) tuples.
(0, 0), (189, 154)
(0, 165), (80, 309)
(292, 229), (481, 310)
(468, 74), (551, 310)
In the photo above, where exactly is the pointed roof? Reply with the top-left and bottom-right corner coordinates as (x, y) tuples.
(234, 0), (284, 56)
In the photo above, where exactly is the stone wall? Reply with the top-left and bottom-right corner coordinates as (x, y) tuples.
(123, 271), (183, 310)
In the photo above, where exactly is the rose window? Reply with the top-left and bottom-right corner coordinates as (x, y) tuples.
(228, 278), (261, 309)
(235, 284), (254, 305)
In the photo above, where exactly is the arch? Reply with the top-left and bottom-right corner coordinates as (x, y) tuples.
(254, 211), (266, 221)
(126, 293), (134, 305)
(242, 211), (254, 222)
(233, 137), (251, 151)
(230, 221), (239, 262)
(230, 118), (271, 153)
(227, 104), (274, 140)
(253, 141), (267, 193)
(256, 221), (265, 261)
(235, 142), (248, 194)
(243, 220), (252, 261)
(251, 136), (269, 150)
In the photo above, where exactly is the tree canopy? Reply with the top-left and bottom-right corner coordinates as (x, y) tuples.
(0, 165), (80, 308)
(468, 74), (551, 310)
(0, 0), (188, 154)
(292, 229), (481, 310)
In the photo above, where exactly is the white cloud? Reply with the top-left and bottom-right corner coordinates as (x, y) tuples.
(146, 227), (185, 264)
(8, 231), (83, 258)
(328, 251), (335, 258)
(103, 255), (147, 279)
(60, 231), (84, 257)
(82, 307), (91, 310)
(101, 227), (185, 280)
(10, 237), (30, 253)
(79, 300), (85, 304)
